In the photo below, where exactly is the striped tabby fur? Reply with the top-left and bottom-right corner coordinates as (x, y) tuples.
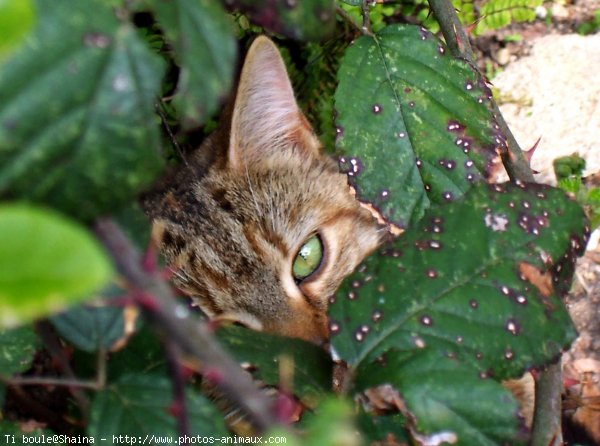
(142, 37), (385, 344)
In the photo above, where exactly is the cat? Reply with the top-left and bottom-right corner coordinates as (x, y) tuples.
(142, 36), (386, 345)
(143, 35), (536, 430)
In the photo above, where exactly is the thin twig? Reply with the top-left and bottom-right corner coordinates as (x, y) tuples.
(360, 1), (374, 36)
(335, 6), (363, 35)
(155, 101), (189, 166)
(163, 340), (191, 445)
(0, 375), (101, 390)
(35, 321), (91, 412)
(427, 0), (558, 443)
(2, 384), (67, 430)
(428, 0), (534, 184)
(94, 218), (277, 433)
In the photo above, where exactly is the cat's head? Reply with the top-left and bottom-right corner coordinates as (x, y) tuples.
(145, 37), (384, 344)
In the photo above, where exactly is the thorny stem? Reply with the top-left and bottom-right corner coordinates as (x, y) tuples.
(336, 6), (361, 34)
(531, 362), (563, 446)
(360, 1), (374, 36)
(163, 341), (191, 445)
(0, 376), (102, 390)
(428, 0), (559, 443)
(335, 5), (373, 36)
(429, 0), (535, 183)
(94, 219), (277, 433)
(35, 321), (92, 412)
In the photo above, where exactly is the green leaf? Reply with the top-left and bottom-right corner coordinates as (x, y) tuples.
(268, 398), (360, 446)
(0, 325), (39, 374)
(335, 25), (503, 228)
(553, 153), (586, 180)
(0, 204), (113, 328)
(88, 374), (228, 439)
(150, 0), (236, 128)
(226, 0), (336, 40)
(475, 0), (542, 33)
(51, 301), (125, 353)
(0, 0), (165, 221)
(330, 183), (587, 379)
(217, 324), (332, 407)
(356, 412), (410, 444)
(355, 349), (524, 444)
(105, 326), (166, 380)
(0, 0), (35, 61)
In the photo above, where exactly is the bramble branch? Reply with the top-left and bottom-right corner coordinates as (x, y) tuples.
(428, 0), (560, 443)
(94, 219), (278, 433)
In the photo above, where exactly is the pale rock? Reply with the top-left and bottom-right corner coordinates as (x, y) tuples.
(493, 33), (600, 184)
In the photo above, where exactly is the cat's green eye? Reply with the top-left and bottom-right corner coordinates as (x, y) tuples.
(292, 234), (323, 281)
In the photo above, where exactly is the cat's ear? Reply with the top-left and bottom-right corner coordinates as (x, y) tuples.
(228, 36), (320, 170)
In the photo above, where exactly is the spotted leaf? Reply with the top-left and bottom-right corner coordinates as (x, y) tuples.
(224, 0), (336, 41)
(0, 0), (165, 221)
(335, 25), (505, 228)
(330, 183), (588, 379)
(355, 349), (524, 445)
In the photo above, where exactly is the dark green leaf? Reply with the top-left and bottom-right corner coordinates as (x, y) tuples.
(356, 349), (524, 445)
(331, 183), (587, 380)
(88, 374), (227, 438)
(335, 25), (503, 228)
(106, 325), (165, 379)
(356, 412), (410, 444)
(0, 205), (113, 328)
(0, 0), (165, 220)
(0, 0), (35, 60)
(226, 0), (336, 40)
(51, 300), (125, 353)
(150, 0), (236, 127)
(217, 325), (332, 407)
(0, 325), (39, 374)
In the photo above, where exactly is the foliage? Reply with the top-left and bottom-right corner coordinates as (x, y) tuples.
(0, 204), (113, 328)
(339, 0), (542, 36)
(473, 0), (543, 34)
(336, 25), (502, 228)
(88, 374), (228, 439)
(0, 1), (588, 446)
(554, 153), (600, 230)
(448, 0), (543, 35)
(576, 9), (600, 35)
(0, 0), (35, 61)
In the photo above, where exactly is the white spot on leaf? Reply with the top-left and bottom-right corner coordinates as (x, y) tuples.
(484, 212), (509, 232)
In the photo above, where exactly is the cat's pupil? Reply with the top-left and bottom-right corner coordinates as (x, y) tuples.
(292, 234), (323, 281)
